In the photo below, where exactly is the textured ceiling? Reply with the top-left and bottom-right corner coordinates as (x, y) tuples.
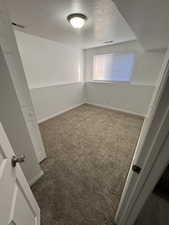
(6, 0), (136, 49)
(113, 0), (169, 50)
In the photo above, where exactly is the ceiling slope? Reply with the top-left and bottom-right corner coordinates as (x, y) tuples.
(113, 0), (169, 50)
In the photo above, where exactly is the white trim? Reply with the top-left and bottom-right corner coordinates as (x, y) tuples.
(29, 170), (44, 186)
(37, 150), (47, 163)
(90, 80), (131, 84)
(85, 102), (145, 118)
(38, 101), (145, 126)
(30, 81), (154, 89)
(87, 80), (154, 87)
(30, 81), (84, 90)
(38, 103), (85, 124)
(83, 39), (137, 50)
(131, 82), (156, 87)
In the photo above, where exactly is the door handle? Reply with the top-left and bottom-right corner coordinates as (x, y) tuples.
(132, 164), (142, 174)
(11, 155), (25, 167)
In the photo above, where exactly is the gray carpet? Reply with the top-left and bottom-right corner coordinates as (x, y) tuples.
(32, 104), (143, 225)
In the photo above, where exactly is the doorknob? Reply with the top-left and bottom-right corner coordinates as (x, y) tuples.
(11, 155), (25, 167)
(132, 164), (142, 174)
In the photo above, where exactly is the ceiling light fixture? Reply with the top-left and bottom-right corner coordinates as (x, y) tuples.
(67, 13), (87, 29)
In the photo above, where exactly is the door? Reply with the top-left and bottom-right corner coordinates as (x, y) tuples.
(115, 48), (169, 225)
(0, 0), (46, 164)
(22, 105), (46, 162)
(0, 122), (40, 225)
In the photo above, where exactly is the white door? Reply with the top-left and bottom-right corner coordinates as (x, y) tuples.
(22, 105), (46, 162)
(115, 48), (169, 225)
(0, 0), (46, 164)
(0, 122), (40, 225)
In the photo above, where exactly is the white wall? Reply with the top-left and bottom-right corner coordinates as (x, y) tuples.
(15, 30), (83, 88)
(132, 50), (166, 85)
(15, 32), (165, 119)
(15, 30), (85, 122)
(84, 41), (165, 116)
(86, 82), (154, 116)
(31, 83), (85, 123)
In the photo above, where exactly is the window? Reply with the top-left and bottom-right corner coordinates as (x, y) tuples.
(93, 53), (135, 82)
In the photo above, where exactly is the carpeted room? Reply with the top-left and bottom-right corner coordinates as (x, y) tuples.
(5, 0), (166, 224)
(12, 30), (164, 225)
(13, 29), (164, 225)
(32, 104), (143, 225)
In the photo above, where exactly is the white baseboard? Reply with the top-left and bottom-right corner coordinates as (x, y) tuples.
(38, 102), (145, 124)
(38, 103), (85, 124)
(86, 102), (145, 118)
(29, 170), (44, 186)
(37, 150), (47, 163)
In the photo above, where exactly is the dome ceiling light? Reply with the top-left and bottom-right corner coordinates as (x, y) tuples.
(67, 13), (87, 29)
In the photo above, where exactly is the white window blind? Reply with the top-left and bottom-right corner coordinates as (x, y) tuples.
(93, 53), (135, 82)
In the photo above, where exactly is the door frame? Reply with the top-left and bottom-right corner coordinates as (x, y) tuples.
(115, 47), (169, 225)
